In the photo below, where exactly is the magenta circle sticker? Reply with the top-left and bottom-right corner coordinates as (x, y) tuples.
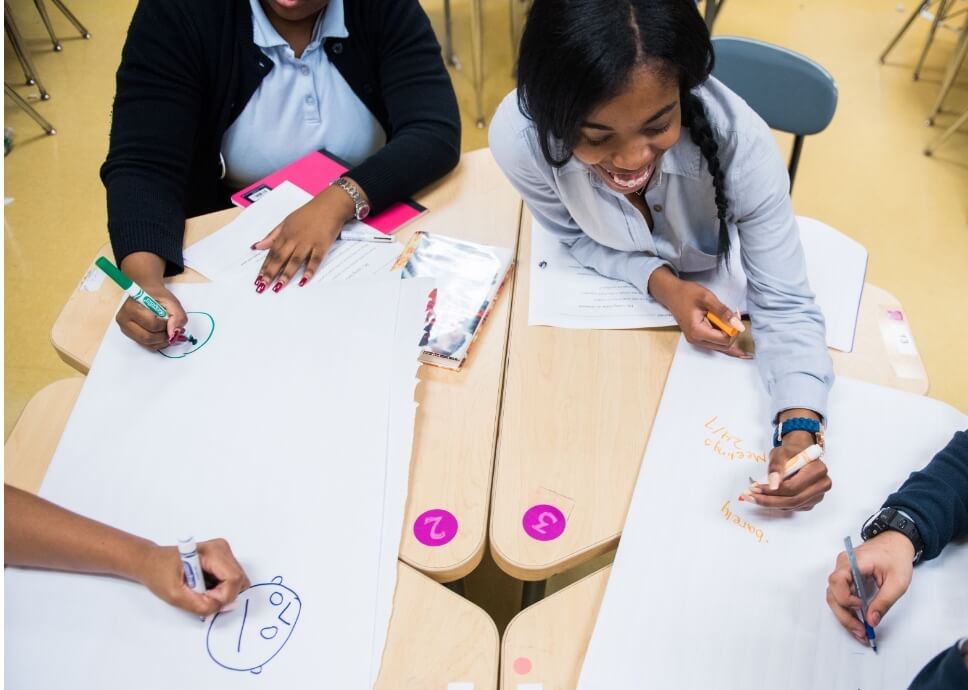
(413, 509), (458, 547)
(522, 504), (566, 541)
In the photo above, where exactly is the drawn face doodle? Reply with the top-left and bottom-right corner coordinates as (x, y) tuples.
(206, 576), (301, 674)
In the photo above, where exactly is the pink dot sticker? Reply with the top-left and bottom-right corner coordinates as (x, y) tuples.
(887, 309), (905, 321)
(522, 504), (566, 541)
(413, 509), (458, 547)
(513, 656), (532, 675)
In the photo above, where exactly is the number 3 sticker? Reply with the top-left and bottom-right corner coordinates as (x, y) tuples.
(522, 504), (566, 541)
(413, 509), (458, 547)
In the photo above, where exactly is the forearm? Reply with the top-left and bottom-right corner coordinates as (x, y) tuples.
(883, 431), (968, 561)
(4, 485), (152, 582)
(119, 252), (167, 288)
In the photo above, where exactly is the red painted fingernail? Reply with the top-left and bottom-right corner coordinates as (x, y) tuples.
(272, 282), (283, 293)
(254, 275), (264, 286)
(177, 335), (188, 342)
(298, 276), (308, 287)
(250, 243), (257, 250)
(255, 281), (266, 294)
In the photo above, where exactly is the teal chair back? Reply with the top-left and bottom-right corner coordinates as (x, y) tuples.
(711, 36), (837, 191)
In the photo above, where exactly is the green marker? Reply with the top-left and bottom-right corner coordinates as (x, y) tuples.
(95, 257), (191, 342)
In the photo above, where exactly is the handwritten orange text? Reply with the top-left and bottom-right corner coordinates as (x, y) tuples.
(720, 500), (768, 543)
(703, 416), (766, 463)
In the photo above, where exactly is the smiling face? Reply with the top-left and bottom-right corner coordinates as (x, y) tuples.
(572, 64), (682, 195)
(260, 0), (328, 23)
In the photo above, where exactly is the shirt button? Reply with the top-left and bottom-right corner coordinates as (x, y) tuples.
(331, 42), (343, 54)
(653, 204), (663, 213)
(300, 65), (310, 76)
(305, 95), (314, 104)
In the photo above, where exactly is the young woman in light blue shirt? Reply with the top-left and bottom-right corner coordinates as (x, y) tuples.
(490, 0), (834, 511)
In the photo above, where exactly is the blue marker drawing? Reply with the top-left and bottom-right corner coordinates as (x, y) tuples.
(207, 576), (301, 674)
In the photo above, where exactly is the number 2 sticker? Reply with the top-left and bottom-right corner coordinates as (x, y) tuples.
(522, 504), (566, 541)
(413, 508), (458, 547)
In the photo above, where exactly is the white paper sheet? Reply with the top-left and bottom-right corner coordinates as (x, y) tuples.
(5, 277), (428, 689)
(578, 337), (968, 690)
(797, 216), (868, 352)
(527, 218), (746, 330)
(183, 181), (401, 287)
(528, 216), (867, 352)
(369, 276), (433, 684)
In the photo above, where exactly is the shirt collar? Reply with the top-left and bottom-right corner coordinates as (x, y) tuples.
(249, 0), (347, 51)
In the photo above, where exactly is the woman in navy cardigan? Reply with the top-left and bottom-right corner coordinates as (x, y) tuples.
(102, 0), (460, 348)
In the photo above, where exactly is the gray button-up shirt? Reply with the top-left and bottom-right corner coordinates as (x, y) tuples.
(489, 77), (833, 421)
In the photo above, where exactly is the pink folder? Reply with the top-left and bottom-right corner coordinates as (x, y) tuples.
(230, 149), (426, 235)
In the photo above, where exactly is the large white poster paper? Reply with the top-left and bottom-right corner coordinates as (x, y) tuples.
(578, 337), (968, 690)
(5, 276), (429, 689)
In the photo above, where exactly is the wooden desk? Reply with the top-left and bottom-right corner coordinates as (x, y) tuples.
(489, 210), (930, 584)
(4, 378), (500, 690)
(49, 148), (523, 582)
(500, 565), (610, 690)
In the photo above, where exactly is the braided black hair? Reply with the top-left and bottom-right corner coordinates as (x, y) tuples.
(682, 93), (731, 265)
(517, 0), (731, 264)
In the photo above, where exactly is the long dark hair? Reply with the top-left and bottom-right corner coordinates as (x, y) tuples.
(517, 0), (730, 263)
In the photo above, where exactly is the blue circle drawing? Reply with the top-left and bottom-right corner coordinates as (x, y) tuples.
(159, 311), (215, 359)
(206, 576), (301, 674)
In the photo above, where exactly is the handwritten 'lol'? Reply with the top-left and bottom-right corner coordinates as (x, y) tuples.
(703, 416), (766, 464)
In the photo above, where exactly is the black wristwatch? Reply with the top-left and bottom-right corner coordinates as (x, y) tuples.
(861, 507), (924, 564)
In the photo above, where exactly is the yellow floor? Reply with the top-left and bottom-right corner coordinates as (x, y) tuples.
(4, 0), (968, 630)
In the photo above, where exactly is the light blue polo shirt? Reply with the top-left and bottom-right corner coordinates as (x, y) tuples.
(221, 0), (387, 189)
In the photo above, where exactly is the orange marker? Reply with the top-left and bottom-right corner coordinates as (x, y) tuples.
(706, 310), (738, 338)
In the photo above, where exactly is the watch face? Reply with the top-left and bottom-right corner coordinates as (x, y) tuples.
(357, 203), (371, 220)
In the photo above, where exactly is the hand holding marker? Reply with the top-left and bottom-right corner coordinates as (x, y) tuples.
(178, 536), (208, 621)
(844, 536), (878, 653)
(740, 444), (824, 501)
(95, 257), (195, 346)
(706, 309), (745, 338)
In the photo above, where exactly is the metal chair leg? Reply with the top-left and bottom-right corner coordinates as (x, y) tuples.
(521, 579), (546, 608)
(4, 83), (56, 135)
(48, 0), (90, 39)
(5, 3), (50, 99)
(6, 18), (35, 84)
(924, 106), (968, 155)
(442, 0), (459, 69)
(927, 11), (968, 124)
(32, 0), (61, 51)
(913, 0), (952, 80)
(705, 0), (720, 30)
(880, 0), (932, 63)
(469, 0), (485, 128)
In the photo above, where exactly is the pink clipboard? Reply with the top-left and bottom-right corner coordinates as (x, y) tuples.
(230, 149), (426, 235)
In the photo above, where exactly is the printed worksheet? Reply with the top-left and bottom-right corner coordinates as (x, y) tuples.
(529, 216), (867, 352)
(183, 181), (401, 287)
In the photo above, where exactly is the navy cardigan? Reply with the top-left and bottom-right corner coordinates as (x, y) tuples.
(101, 0), (460, 275)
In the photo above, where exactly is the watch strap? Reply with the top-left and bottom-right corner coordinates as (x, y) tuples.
(861, 507), (925, 564)
(773, 417), (824, 448)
